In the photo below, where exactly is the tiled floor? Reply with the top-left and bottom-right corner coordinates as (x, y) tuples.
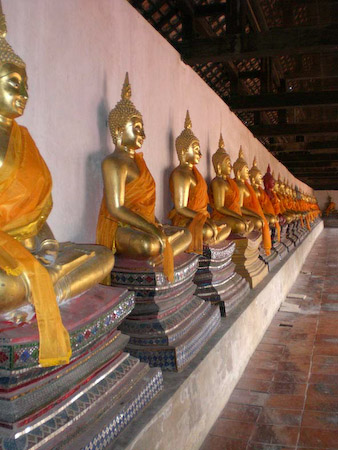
(201, 228), (338, 450)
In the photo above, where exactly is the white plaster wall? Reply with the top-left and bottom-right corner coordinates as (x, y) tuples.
(315, 190), (338, 211)
(4, 0), (313, 243)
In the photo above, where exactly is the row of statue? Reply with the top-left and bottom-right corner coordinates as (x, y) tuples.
(0, 12), (320, 367)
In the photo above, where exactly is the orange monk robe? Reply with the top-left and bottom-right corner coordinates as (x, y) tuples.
(258, 187), (280, 242)
(243, 182), (271, 256)
(209, 177), (242, 221)
(169, 166), (209, 255)
(325, 202), (336, 216)
(97, 152), (174, 282)
(0, 121), (71, 367)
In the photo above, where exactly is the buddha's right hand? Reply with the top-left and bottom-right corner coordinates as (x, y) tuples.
(35, 239), (59, 266)
(152, 225), (167, 254)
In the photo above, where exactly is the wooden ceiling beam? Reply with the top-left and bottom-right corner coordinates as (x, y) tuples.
(249, 122), (338, 137)
(194, 4), (228, 17)
(268, 140), (338, 153)
(228, 91), (338, 111)
(179, 25), (338, 64)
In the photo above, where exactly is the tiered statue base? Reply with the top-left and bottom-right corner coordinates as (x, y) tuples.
(194, 241), (250, 316)
(0, 286), (162, 450)
(324, 211), (338, 227)
(231, 232), (268, 288)
(287, 221), (301, 246)
(111, 254), (221, 371)
(259, 247), (280, 271)
(280, 223), (294, 251)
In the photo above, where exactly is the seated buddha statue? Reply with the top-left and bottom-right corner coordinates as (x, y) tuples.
(168, 112), (231, 254)
(96, 74), (191, 282)
(263, 165), (281, 240)
(0, 13), (114, 366)
(233, 148), (271, 256)
(249, 158), (278, 227)
(275, 176), (295, 223)
(209, 134), (253, 235)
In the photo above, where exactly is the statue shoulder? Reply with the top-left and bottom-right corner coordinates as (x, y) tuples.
(171, 165), (193, 183)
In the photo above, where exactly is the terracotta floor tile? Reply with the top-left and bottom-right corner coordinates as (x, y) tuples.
(257, 408), (302, 426)
(248, 359), (279, 371)
(273, 371), (308, 384)
(277, 361), (310, 373)
(244, 367), (276, 381)
(302, 410), (338, 430)
(250, 424), (299, 446)
(200, 435), (248, 450)
(312, 355), (338, 365)
(252, 351), (284, 362)
(309, 373), (338, 384)
(220, 403), (261, 422)
(298, 427), (338, 448)
(228, 389), (269, 407)
(247, 444), (296, 450)
(305, 389), (338, 412)
(209, 418), (255, 439)
(257, 343), (285, 353)
(269, 382), (306, 395)
(237, 378), (271, 392)
(265, 394), (305, 410)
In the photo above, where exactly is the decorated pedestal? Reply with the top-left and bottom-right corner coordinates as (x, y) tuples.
(0, 286), (162, 450)
(193, 241), (250, 316)
(259, 245), (280, 271)
(287, 221), (301, 246)
(280, 223), (294, 252)
(110, 253), (221, 371)
(230, 232), (268, 288)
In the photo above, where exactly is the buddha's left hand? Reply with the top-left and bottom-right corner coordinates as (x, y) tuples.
(35, 238), (59, 265)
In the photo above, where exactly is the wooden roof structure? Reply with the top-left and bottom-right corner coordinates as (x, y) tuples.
(128, 0), (338, 190)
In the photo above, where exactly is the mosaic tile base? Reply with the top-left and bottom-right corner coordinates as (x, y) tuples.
(111, 254), (220, 371)
(194, 241), (250, 316)
(127, 304), (221, 371)
(0, 356), (163, 450)
(0, 286), (134, 371)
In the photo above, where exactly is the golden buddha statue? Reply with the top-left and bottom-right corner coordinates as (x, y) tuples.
(0, 12), (114, 366)
(168, 112), (231, 254)
(249, 158), (278, 226)
(96, 74), (191, 282)
(233, 148), (271, 255)
(209, 134), (253, 235)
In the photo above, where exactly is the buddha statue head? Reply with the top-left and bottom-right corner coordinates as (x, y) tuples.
(108, 73), (145, 152)
(212, 133), (231, 178)
(0, 13), (28, 121)
(249, 157), (263, 188)
(175, 110), (201, 166)
(263, 164), (275, 192)
(233, 147), (249, 182)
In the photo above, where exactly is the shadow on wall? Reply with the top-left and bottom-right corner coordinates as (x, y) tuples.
(163, 112), (176, 224)
(205, 133), (212, 185)
(78, 77), (111, 243)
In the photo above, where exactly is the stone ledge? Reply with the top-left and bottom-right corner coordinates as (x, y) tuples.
(113, 221), (324, 450)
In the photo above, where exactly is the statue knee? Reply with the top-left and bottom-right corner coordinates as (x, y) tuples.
(142, 235), (161, 258)
(235, 221), (246, 235)
(94, 245), (115, 271)
(0, 270), (28, 313)
(255, 219), (263, 231)
(203, 223), (214, 241)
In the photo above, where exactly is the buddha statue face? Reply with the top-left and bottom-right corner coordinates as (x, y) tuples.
(181, 139), (201, 166)
(119, 115), (145, 151)
(0, 63), (28, 120)
(236, 163), (249, 182)
(219, 155), (231, 177)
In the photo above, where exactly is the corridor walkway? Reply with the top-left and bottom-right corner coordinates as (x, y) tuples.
(201, 228), (338, 450)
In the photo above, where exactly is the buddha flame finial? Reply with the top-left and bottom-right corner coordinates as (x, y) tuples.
(121, 72), (131, 101)
(218, 133), (225, 149)
(184, 110), (192, 130)
(253, 157), (257, 167)
(267, 164), (271, 174)
(238, 146), (244, 159)
(0, 5), (25, 68)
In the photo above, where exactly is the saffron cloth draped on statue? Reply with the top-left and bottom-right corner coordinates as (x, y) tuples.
(258, 187), (280, 242)
(244, 182), (272, 256)
(169, 166), (209, 254)
(97, 152), (174, 282)
(209, 177), (242, 221)
(0, 121), (71, 367)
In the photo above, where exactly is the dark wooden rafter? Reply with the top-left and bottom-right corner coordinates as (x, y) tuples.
(179, 24), (338, 65)
(269, 140), (338, 154)
(228, 91), (338, 111)
(249, 123), (338, 137)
